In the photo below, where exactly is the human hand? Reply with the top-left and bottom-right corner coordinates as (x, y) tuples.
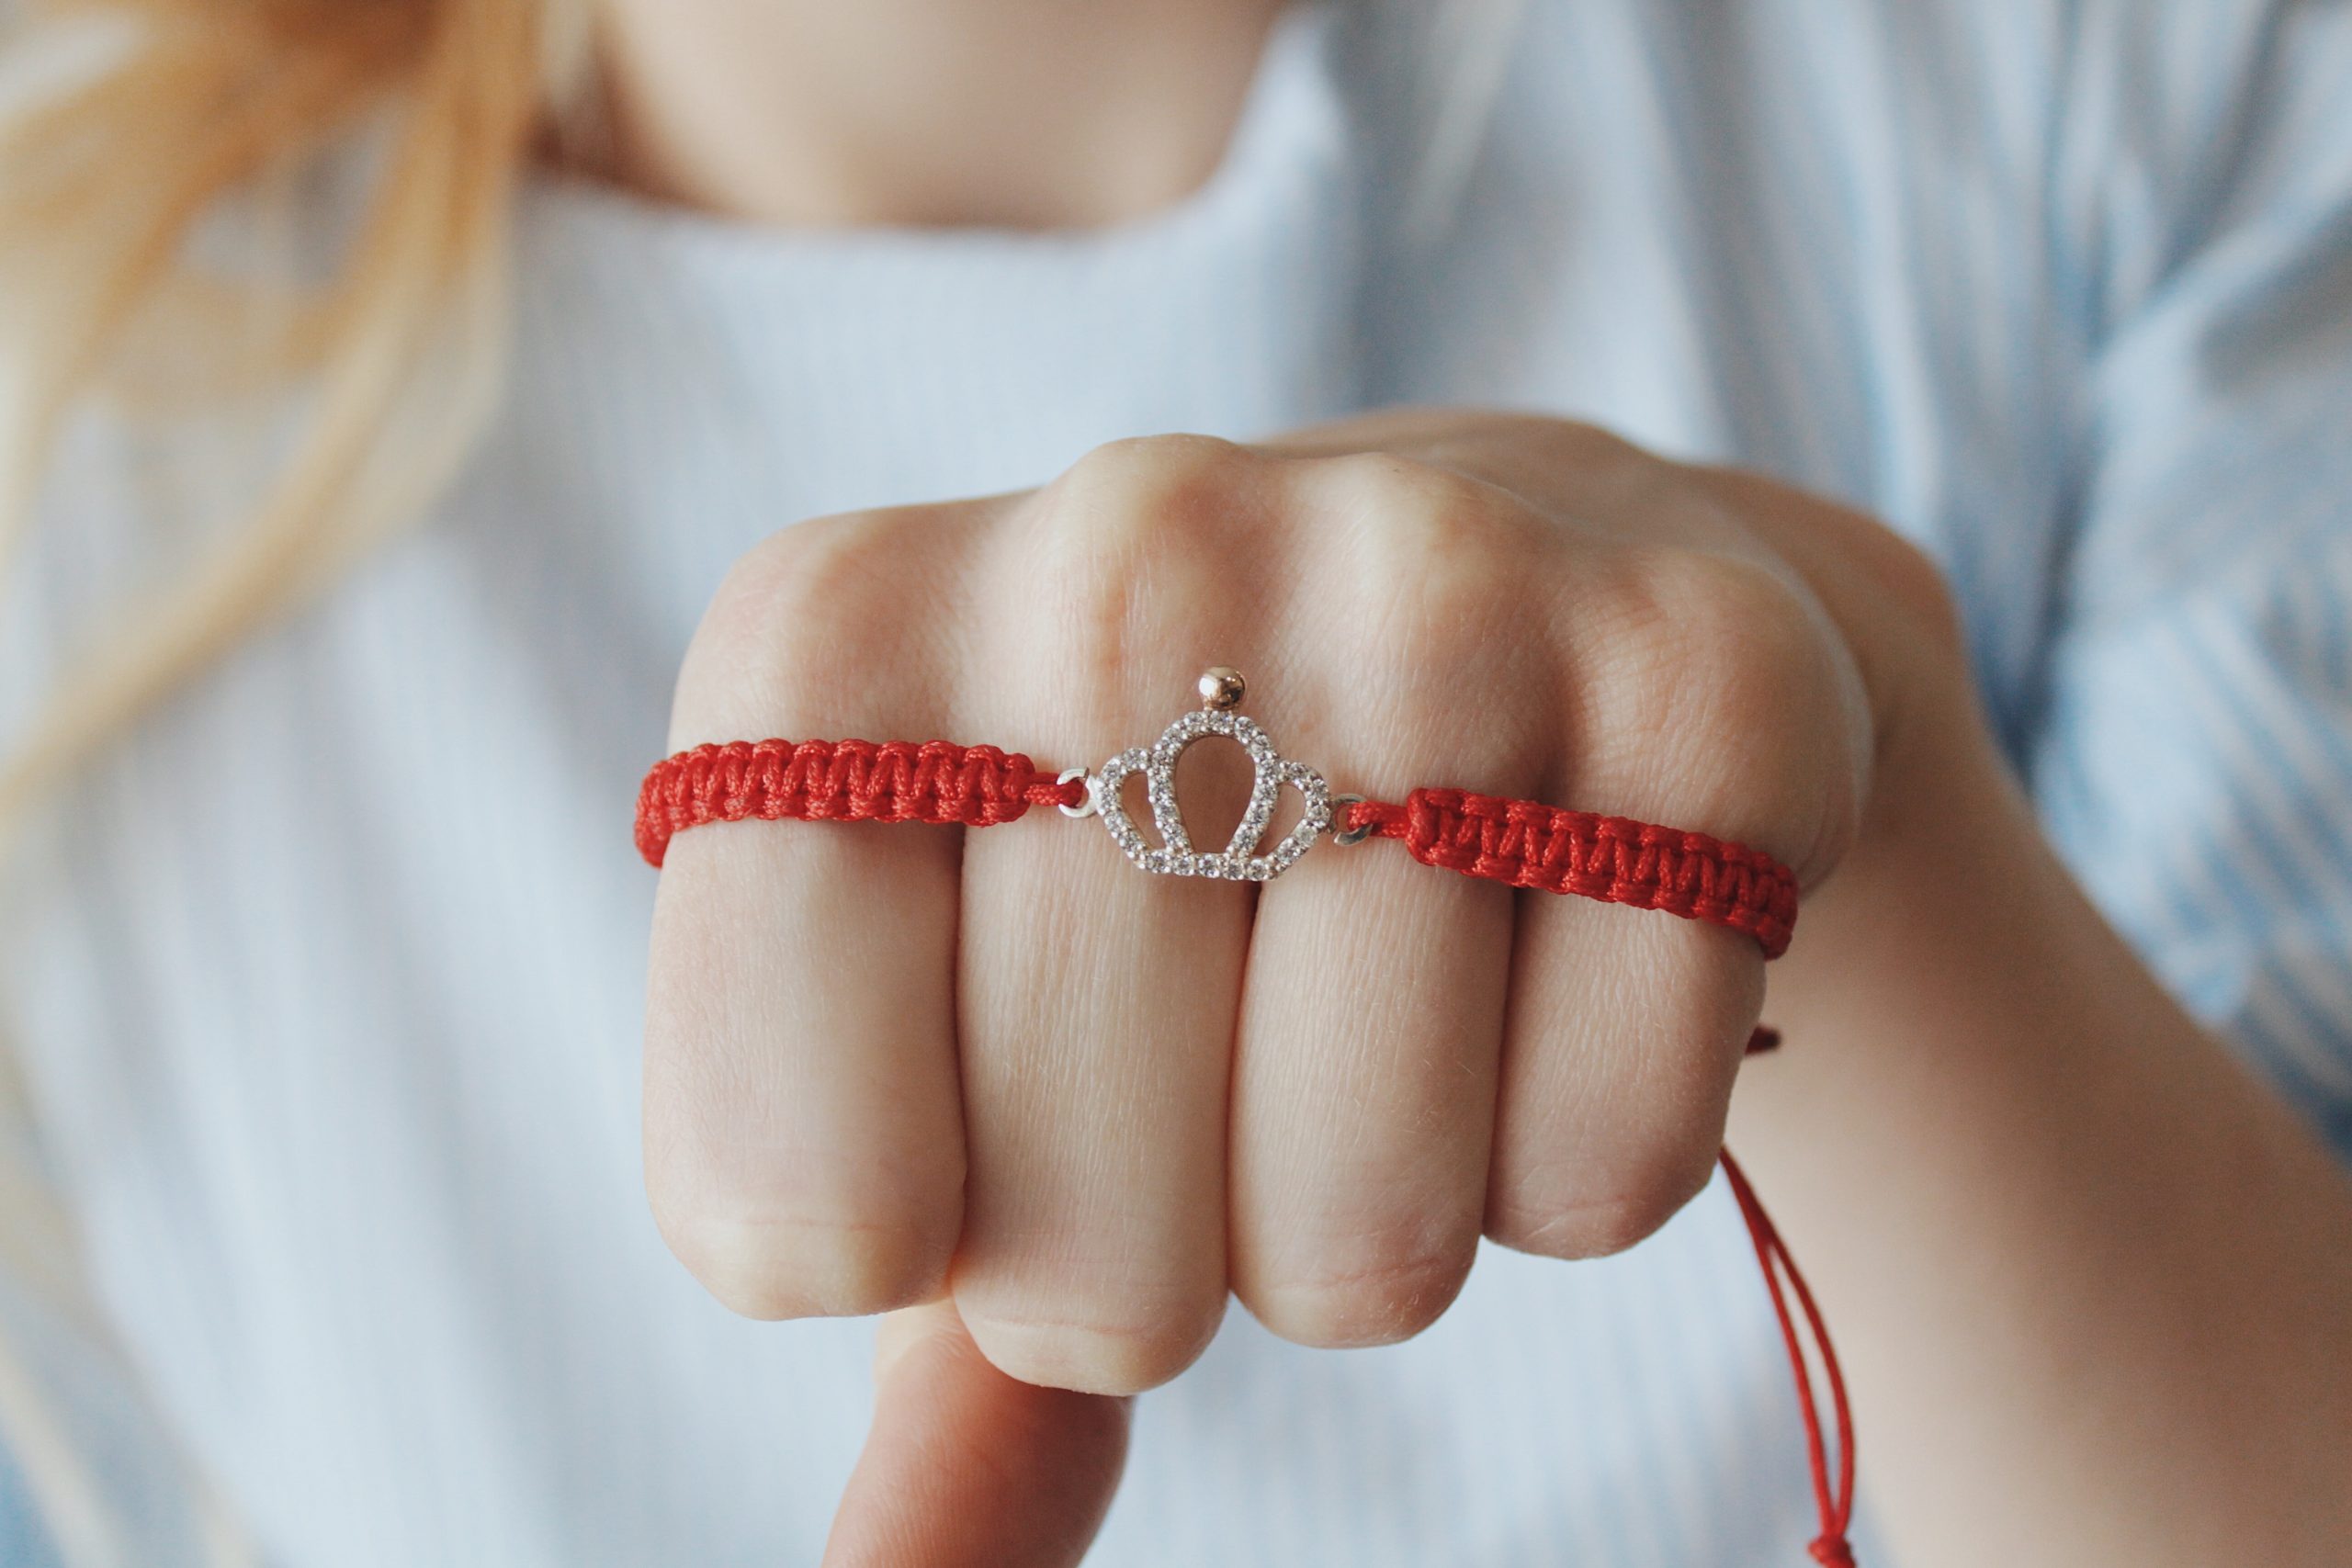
(639, 411), (1960, 1563)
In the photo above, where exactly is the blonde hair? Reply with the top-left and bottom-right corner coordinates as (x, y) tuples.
(0, 1), (572, 1559)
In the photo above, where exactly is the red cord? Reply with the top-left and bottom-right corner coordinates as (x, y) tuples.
(635, 739), (1081, 866)
(1721, 1149), (1859, 1566)
(1338, 791), (1798, 959)
(635, 744), (1798, 959)
(636, 738), (1852, 1562)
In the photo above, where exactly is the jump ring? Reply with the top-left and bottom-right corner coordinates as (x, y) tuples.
(1330, 792), (1375, 847)
(1057, 767), (1098, 818)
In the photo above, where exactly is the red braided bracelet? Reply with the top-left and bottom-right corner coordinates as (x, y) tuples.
(632, 741), (1799, 959)
(633, 668), (1851, 1564)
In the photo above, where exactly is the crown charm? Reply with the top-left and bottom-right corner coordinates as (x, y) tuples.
(1067, 669), (1335, 881)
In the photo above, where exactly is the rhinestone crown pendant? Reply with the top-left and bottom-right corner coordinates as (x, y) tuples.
(1072, 670), (1336, 881)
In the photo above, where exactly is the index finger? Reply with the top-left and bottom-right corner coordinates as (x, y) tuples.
(642, 512), (974, 1319)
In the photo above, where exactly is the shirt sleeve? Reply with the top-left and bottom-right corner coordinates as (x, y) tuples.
(2027, 0), (2352, 1158)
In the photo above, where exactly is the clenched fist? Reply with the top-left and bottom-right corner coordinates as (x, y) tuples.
(641, 410), (1957, 1564)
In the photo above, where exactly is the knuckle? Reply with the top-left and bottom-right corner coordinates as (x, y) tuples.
(1613, 550), (1818, 719)
(1328, 454), (1545, 608)
(1487, 1145), (1719, 1261)
(1581, 548), (1855, 866)
(1867, 521), (1967, 657)
(1318, 448), (1498, 537)
(1245, 1234), (1476, 1349)
(1702, 459), (1965, 665)
(702, 513), (884, 660)
(1048, 432), (1250, 542)
(676, 510), (914, 739)
(1017, 436), (1258, 728)
(961, 1298), (1224, 1396)
(1318, 455), (1553, 721)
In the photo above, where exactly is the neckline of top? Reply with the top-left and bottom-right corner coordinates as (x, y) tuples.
(518, 0), (1343, 268)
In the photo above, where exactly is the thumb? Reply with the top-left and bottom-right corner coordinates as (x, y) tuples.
(820, 1295), (1134, 1568)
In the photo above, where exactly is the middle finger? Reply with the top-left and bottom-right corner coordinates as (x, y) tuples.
(947, 440), (1274, 1394)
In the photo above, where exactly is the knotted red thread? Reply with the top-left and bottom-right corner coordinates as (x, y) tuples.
(1340, 790), (1799, 959)
(635, 739), (1083, 866)
(636, 737), (1852, 1562)
(637, 745), (1801, 961)
(1721, 1149), (1858, 1567)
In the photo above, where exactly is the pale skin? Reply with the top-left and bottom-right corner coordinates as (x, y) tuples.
(602, 3), (2352, 1564)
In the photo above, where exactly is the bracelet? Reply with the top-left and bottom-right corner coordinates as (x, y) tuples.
(634, 666), (1800, 959)
(632, 667), (1850, 1564)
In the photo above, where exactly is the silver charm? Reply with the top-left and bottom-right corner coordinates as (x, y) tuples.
(1078, 671), (1335, 881)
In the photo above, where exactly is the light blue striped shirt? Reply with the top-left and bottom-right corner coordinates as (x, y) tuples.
(6, 1), (2350, 1562)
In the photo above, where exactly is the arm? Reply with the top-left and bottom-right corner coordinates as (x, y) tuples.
(1736, 3), (2352, 1544)
(1727, 484), (2352, 1562)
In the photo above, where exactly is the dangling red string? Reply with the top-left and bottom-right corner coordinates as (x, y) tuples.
(1720, 1147), (1858, 1566)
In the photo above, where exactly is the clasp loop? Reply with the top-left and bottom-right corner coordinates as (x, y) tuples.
(1055, 767), (1098, 818)
(1329, 793), (1376, 847)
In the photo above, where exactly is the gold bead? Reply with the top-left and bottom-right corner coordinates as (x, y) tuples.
(1197, 666), (1247, 710)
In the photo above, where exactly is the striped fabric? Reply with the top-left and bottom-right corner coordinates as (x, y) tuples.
(4, 0), (2350, 1562)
